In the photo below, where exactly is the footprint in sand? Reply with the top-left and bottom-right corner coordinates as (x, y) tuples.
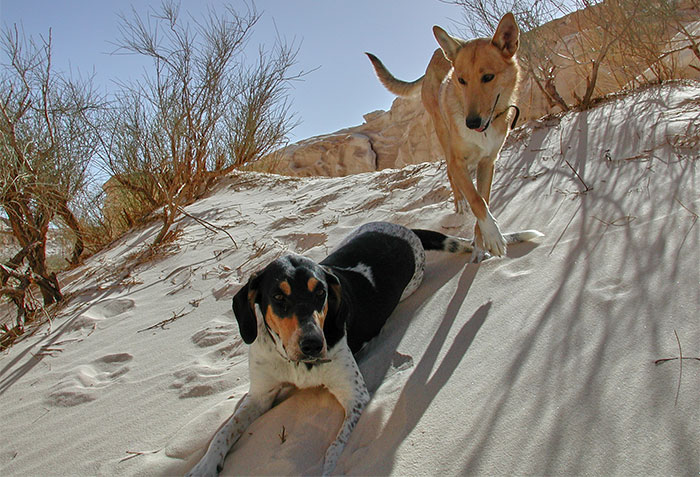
(299, 192), (342, 215)
(211, 282), (239, 301)
(47, 353), (133, 407)
(361, 351), (414, 392)
(383, 351), (414, 381)
(439, 211), (475, 230)
(270, 215), (301, 229)
(171, 321), (246, 398)
(65, 298), (135, 333)
(171, 364), (236, 398)
(589, 276), (632, 300)
(191, 321), (239, 348)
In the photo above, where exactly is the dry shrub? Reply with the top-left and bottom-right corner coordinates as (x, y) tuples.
(97, 2), (303, 248)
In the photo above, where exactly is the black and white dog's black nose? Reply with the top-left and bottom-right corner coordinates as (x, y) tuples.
(300, 335), (324, 357)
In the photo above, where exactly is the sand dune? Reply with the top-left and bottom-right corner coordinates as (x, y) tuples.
(1, 82), (698, 476)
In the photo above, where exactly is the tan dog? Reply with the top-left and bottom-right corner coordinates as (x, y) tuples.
(367, 13), (523, 261)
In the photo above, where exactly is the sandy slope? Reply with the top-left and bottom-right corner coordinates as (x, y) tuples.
(1, 82), (698, 476)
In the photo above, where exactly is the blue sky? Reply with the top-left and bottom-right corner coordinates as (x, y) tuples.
(0, 0), (461, 141)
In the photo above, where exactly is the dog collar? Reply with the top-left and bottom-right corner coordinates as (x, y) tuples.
(494, 104), (520, 129)
(479, 92), (519, 133)
(477, 93), (501, 133)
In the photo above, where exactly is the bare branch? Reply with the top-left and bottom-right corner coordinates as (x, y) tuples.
(0, 23), (101, 307)
(100, 3), (301, 247)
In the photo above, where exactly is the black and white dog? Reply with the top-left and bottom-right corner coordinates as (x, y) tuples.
(187, 222), (541, 476)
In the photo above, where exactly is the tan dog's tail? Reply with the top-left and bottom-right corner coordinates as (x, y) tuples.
(365, 52), (423, 97)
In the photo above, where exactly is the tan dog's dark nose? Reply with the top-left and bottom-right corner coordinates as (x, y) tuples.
(466, 115), (482, 130)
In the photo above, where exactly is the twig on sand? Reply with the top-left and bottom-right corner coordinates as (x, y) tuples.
(137, 308), (191, 333)
(31, 346), (63, 359)
(654, 330), (700, 406)
(31, 407), (51, 425)
(675, 198), (699, 222)
(120, 449), (160, 463)
(177, 206), (238, 248)
(564, 160), (593, 193)
(591, 215), (637, 227)
(278, 425), (287, 444)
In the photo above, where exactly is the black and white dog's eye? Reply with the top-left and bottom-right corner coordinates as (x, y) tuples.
(273, 294), (285, 302)
(316, 288), (326, 297)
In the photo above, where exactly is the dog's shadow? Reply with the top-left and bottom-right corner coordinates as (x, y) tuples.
(355, 252), (474, 391)
(343, 243), (539, 474)
(357, 239), (535, 393)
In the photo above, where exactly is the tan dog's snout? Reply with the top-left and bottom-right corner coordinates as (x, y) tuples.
(466, 115), (482, 130)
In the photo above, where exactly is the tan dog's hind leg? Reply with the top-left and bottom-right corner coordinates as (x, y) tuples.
(427, 106), (469, 214)
(446, 164), (469, 213)
(476, 161), (495, 204)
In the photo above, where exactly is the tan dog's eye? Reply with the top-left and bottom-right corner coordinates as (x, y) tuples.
(481, 74), (494, 83)
(458, 77), (466, 85)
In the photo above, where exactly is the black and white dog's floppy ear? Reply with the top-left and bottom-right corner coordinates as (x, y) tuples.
(322, 266), (347, 345)
(232, 271), (260, 344)
(322, 266), (342, 317)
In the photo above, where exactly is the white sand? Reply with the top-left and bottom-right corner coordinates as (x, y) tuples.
(1, 82), (699, 476)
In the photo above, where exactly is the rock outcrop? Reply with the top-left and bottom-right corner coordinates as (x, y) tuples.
(275, 95), (440, 177)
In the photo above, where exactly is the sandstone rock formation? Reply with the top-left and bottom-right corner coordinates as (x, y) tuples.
(274, 95), (440, 177)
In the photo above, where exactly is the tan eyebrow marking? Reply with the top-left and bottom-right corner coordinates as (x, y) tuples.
(279, 281), (291, 296)
(307, 277), (319, 293)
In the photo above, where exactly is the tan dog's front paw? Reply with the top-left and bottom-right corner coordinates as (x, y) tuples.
(477, 212), (506, 257)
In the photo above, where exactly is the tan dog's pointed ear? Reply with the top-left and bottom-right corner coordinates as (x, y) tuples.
(433, 26), (462, 62)
(491, 12), (519, 57)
